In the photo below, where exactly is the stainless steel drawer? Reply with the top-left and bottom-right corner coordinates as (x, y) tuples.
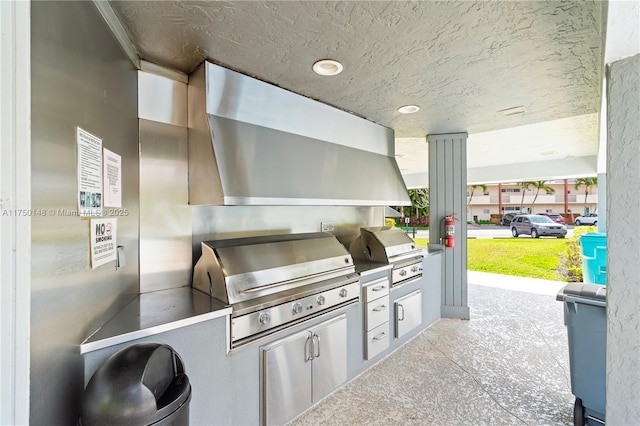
(363, 277), (390, 303)
(364, 322), (389, 360)
(365, 295), (389, 331)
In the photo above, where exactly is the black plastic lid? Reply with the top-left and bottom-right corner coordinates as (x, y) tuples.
(81, 343), (191, 426)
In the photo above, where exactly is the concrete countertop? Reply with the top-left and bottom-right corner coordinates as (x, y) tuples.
(80, 287), (231, 354)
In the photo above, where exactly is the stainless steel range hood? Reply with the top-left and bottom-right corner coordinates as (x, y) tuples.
(188, 62), (411, 206)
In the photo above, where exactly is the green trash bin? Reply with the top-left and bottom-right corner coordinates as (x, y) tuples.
(579, 233), (606, 285)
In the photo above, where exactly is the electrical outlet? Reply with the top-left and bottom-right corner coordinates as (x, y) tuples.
(321, 222), (335, 232)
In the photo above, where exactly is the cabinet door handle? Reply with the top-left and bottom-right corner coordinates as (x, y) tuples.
(398, 303), (405, 321)
(313, 333), (320, 358)
(372, 285), (387, 292)
(373, 305), (387, 312)
(373, 332), (386, 341)
(304, 334), (314, 361)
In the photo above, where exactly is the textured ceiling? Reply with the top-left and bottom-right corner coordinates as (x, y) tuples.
(109, 0), (605, 182)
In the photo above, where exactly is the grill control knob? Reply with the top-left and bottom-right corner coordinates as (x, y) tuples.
(292, 302), (303, 314)
(339, 288), (348, 298)
(259, 312), (271, 325)
(400, 269), (408, 276)
(317, 295), (326, 305)
(411, 266), (419, 273)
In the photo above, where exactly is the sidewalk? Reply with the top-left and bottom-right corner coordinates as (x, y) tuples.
(468, 270), (566, 296)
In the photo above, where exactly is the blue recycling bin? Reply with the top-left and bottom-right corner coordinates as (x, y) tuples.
(579, 233), (607, 285)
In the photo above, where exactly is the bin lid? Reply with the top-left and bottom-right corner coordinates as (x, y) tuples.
(81, 343), (191, 426)
(579, 232), (607, 242)
(556, 283), (606, 302)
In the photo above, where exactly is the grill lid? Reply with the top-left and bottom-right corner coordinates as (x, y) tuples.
(193, 232), (354, 305)
(350, 226), (423, 264)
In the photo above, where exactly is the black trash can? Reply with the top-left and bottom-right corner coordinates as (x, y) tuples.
(81, 343), (191, 426)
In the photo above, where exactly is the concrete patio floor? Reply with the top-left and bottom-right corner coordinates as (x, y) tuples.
(290, 272), (573, 426)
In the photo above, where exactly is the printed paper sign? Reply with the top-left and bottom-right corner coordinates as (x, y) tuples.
(103, 148), (122, 207)
(90, 217), (117, 268)
(77, 128), (103, 216)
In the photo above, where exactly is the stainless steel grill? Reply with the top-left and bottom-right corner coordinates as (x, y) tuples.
(193, 232), (359, 348)
(349, 227), (424, 286)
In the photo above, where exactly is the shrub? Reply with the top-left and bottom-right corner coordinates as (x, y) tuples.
(385, 218), (396, 227)
(559, 226), (597, 282)
(407, 216), (429, 227)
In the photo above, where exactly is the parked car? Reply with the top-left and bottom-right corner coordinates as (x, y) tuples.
(575, 213), (598, 226)
(500, 213), (519, 226)
(539, 213), (566, 224)
(511, 214), (567, 238)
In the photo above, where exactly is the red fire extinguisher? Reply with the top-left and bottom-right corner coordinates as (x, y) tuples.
(445, 214), (457, 248)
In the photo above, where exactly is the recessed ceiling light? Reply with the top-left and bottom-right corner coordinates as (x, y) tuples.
(397, 105), (420, 114)
(312, 59), (343, 76)
(540, 150), (557, 156)
(498, 106), (525, 116)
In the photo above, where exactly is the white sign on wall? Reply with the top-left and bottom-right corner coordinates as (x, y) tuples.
(103, 148), (122, 207)
(77, 127), (103, 216)
(90, 217), (117, 268)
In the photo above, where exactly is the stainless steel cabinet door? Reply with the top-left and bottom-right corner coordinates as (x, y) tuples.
(262, 330), (313, 426)
(311, 315), (347, 402)
(395, 290), (422, 338)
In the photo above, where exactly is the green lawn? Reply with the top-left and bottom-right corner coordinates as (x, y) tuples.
(412, 237), (567, 281)
(467, 239), (566, 281)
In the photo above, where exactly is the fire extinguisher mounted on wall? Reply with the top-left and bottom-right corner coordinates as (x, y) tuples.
(443, 213), (458, 248)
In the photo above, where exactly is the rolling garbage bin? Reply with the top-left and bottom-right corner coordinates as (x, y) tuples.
(557, 283), (606, 426)
(81, 343), (191, 426)
(579, 233), (607, 285)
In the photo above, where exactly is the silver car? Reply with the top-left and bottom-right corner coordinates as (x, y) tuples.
(511, 214), (567, 238)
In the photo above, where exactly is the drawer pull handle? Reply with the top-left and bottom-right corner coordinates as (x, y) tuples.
(372, 285), (387, 292)
(373, 332), (386, 341)
(373, 305), (387, 312)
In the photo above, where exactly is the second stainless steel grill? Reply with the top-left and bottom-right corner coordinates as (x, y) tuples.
(350, 226), (424, 286)
(193, 232), (359, 348)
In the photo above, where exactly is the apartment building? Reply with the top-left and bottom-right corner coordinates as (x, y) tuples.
(467, 179), (598, 222)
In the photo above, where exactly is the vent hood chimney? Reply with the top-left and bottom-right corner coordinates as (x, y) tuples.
(188, 62), (411, 206)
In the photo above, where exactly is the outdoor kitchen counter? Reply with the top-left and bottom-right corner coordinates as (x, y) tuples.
(353, 260), (392, 276)
(80, 286), (231, 354)
(353, 246), (442, 276)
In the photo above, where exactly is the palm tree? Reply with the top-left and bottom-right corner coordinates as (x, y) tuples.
(575, 177), (597, 215)
(405, 188), (429, 219)
(467, 184), (488, 206)
(519, 181), (535, 212)
(529, 180), (555, 212)
(467, 184), (487, 222)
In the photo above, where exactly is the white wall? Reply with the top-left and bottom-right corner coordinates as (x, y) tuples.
(606, 53), (640, 424)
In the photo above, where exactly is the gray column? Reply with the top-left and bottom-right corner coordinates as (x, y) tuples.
(606, 53), (640, 423)
(428, 133), (469, 319)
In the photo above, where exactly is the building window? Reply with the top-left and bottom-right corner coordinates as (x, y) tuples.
(483, 209), (490, 214)
(483, 191), (490, 196)
(503, 206), (521, 212)
(501, 188), (520, 193)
